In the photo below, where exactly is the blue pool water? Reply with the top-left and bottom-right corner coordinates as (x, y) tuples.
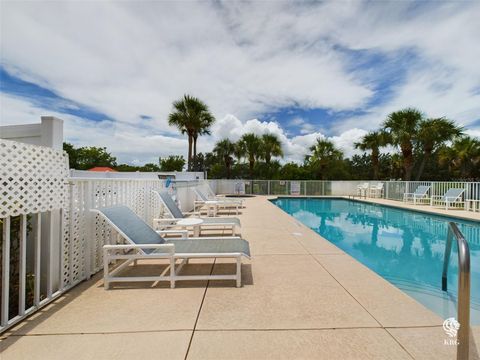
(272, 197), (480, 324)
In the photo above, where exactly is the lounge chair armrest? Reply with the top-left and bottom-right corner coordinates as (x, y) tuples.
(103, 243), (175, 253)
(153, 218), (180, 224)
(445, 196), (462, 201)
(183, 211), (201, 216)
(156, 230), (189, 239)
(188, 236), (243, 241)
(197, 216), (238, 221)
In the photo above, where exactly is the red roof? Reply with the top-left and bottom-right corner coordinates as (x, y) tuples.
(88, 167), (117, 172)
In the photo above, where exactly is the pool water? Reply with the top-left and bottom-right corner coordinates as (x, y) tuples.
(272, 197), (480, 324)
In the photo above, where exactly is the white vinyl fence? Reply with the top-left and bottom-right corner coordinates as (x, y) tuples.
(1, 139), (69, 332)
(209, 179), (480, 207)
(0, 139), (200, 333)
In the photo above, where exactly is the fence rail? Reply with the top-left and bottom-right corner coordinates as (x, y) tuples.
(209, 179), (480, 210)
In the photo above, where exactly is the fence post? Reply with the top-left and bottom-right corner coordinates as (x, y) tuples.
(85, 181), (93, 279)
(268, 180), (271, 195)
(430, 181), (434, 206)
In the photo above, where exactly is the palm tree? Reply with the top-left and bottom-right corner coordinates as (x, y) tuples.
(383, 108), (423, 180)
(192, 111), (215, 171)
(415, 118), (462, 180)
(238, 133), (262, 178)
(233, 141), (245, 164)
(354, 131), (388, 179)
(306, 138), (343, 180)
(168, 95), (215, 171)
(438, 136), (480, 178)
(213, 139), (236, 178)
(261, 134), (283, 165)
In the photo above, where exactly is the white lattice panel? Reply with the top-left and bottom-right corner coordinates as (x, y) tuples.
(67, 178), (165, 276)
(0, 139), (69, 217)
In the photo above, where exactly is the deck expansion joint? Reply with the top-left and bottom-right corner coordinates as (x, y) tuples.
(184, 259), (215, 360)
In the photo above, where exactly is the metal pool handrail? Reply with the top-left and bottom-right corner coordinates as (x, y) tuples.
(442, 222), (470, 360)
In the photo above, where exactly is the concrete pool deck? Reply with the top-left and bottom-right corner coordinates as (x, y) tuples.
(1, 196), (479, 359)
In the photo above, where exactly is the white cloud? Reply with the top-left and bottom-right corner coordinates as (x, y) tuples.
(208, 114), (364, 163)
(289, 117), (316, 135)
(0, 1), (372, 128)
(1, 1), (479, 165)
(0, 93), (188, 164)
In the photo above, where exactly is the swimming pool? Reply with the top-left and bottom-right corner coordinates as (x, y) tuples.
(271, 197), (480, 324)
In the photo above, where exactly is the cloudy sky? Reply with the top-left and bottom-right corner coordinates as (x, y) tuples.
(1, 1), (479, 164)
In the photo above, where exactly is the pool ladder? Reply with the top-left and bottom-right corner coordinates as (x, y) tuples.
(442, 222), (471, 360)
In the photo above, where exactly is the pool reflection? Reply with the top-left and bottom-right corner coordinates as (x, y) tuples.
(273, 198), (480, 323)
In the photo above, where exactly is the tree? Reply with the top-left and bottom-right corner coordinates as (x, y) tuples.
(306, 139), (344, 180)
(234, 141), (246, 164)
(63, 142), (79, 169)
(192, 112), (215, 171)
(415, 118), (463, 180)
(261, 133), (283, 165)
(438, 136), (480, 179)
(140, 163), (161, 172)
(354, 131), (388, 179)
(213, 139), (236, 178)
(159, 155), (186, 172)
(279, 162), (311, 180)
(168, 95), (215, 171)
(63, 142), (117, 170)
(238, 133), (262, 178)
(383, 108), (423, 180)
(195, 152), (218, 173)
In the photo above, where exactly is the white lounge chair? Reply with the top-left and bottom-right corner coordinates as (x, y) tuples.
(204, 184), (245, 206)
(194, 187), (241, 215)
(431, 188), (465, 210)
(369, 183), (384, 198)
(403, 185), (431, 205)
(93, 206), (250, 289)
(357, 183), (369, 197)
(153, 190), (241, 235)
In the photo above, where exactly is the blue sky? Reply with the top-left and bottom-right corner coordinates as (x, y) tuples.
(1, 1), (479, 164)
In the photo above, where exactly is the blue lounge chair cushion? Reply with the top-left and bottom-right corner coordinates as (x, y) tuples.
(158, 191), (185, 219)
(442, 188), (464, 201)
(414, 185), (430, 195)
(97, 206), (165, 253)
(164, 238), (250, 257)
(96, 205), (249, 257)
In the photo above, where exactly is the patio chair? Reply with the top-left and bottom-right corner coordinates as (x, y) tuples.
(403, 185), (431, 205)
(93, 206), (250, 289)
(357, 183), (369, 197)
(369, 183), (384, 198)
(204, 183), (245, 206)
(153, 190), (241, 235)
(431, 188), (466, 210)
(194, 187), (241, 215)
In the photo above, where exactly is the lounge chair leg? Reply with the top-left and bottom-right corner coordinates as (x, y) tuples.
(103, 249), (110, 290)
(236, 257), (242, 288)
(170, 257), (176, 289)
